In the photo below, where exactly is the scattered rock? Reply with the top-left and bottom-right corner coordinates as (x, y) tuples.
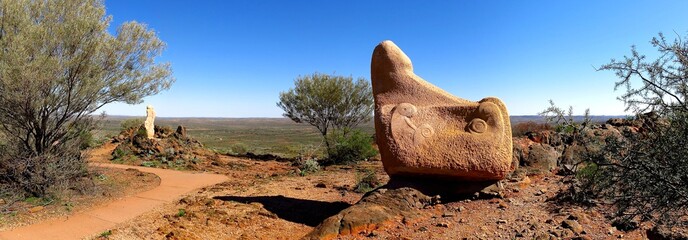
(441, 212), (455, 218)
(459, 218), (468, 223)
(535, 232), (556, 240)
(0, 198), (5, 205)
(607, 227), (617, 235)
(515, 142), (559, 175)
(176, 125), (187, 137)
(568, 211), (591, 224)
(646, 225), (688, 240)
(436, 222), (449, 228)
(562, 219), (584, 234)
(497, 219), (508, 224)
(612, 219), (639, 231)
(29, 206), (44, 213)
(315, 182), (327, 188)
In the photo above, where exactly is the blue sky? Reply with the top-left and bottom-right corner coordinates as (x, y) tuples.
(100, 1), (688, 117)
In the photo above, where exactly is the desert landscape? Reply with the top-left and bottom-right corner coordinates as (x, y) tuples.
(1, 1), (688, 240)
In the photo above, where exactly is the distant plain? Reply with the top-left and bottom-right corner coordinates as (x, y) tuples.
(95, 115), (623, 158)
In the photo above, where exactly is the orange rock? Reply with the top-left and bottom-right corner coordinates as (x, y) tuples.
(29, 206), (44, 213)
(371, 40), (513, 181)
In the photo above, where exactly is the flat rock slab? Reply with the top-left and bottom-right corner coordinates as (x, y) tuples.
(0, 163), (228, 240)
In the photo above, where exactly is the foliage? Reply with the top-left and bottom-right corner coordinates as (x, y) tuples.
(563, 32), (688, 228)
(176, 208), (186, 217)
(296, 159), (321, 176)
(99, 230), (112, 238)
(0, 138), (89, 197)
(0, 0), (173, 197)
(598, 32), (688, 114)
(539, 100), (591, 134)
(277, 73), (373, 152)
(354, 169), (379, 193)
(511, 121), (552, 137)
(120, 118), (145, 131)
(229, 143), (250, 155)
(327, 129), (378, 165)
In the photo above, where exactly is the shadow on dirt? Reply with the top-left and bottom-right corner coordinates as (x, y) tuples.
(213, 195), (351, 226)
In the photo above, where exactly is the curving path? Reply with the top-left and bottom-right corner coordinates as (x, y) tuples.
(0, 145), (228, 240)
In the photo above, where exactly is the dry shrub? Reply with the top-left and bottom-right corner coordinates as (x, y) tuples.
(512, 121), (552, 137)
(0, 137), (90, 199)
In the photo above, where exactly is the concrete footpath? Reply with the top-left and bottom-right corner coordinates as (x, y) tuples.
(0, 163), (228, 240)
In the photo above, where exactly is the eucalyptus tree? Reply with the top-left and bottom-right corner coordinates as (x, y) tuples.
(277, 73), (373, 152)
(0, 0), (174, 196)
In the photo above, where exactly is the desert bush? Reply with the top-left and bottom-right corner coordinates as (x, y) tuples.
(326, 129), (378, 165)
(354, 169), (380, 193)
(296, 159), (321, 176)
(511, 121), (552, 137)
(0, 137), (89, 198)
(277, 73), (374, 152)
(229, 143), (250, 155)
(120, 118), (145, 131)
(0, 0), (173, 197)
(552, 32), (688, 228)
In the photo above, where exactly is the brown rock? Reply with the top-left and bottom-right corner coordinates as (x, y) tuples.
(647, 225), (688, 240)
(562, 219), (584, 234)
(304, 187), (432, 240)
(371, 40), (512, 181)
(176, 125), (187, 137)
(521, 144), (559, 174)
(29, 206), (44, 213)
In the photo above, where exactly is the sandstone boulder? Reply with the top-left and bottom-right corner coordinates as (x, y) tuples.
(371, 40), (512, 181)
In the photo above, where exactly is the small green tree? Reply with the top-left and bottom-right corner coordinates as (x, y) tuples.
(277, 73), (374, 155)
(0, 0), (174, 197)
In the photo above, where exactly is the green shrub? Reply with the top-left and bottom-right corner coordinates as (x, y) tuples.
(354, 169), (380, 193)
(229, 143), (250, 155)
(135, 127), (148, 139)
(141, 161), (158, 168)
(511, 121), (552, 137)
(327, 130), (378, 165)
(112, 147), (131, 161)
(176, 208), (186, 217)
(120, 118), (145, 131)
(298, 159), (321, 176)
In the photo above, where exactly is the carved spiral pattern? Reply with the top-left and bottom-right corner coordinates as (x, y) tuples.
(469, 118), (487, 133)
(419, 124), (434, 137)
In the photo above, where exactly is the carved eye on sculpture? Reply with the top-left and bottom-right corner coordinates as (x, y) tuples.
(468, 118), (487, 133)
(397, 103), (417, 117)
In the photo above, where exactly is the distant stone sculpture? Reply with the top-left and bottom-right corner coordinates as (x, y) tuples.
(371, 41), (513, 181)
(144, 105), (156, 139)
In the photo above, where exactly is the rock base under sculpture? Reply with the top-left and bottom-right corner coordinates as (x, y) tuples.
(304, 182), (505, 240)
(303, 187), (433, 240)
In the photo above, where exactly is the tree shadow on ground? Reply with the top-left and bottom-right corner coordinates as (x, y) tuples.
(213, 195), (351, 227)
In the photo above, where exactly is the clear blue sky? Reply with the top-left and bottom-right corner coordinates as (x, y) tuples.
(100, 0), (688, 117)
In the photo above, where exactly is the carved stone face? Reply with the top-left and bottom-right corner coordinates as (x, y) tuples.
(371, 41), (513, 181)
